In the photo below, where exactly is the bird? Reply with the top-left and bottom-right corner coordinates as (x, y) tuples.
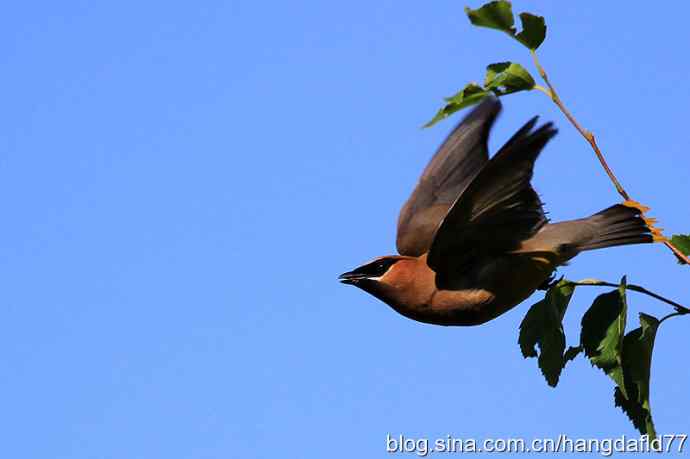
(339, 97), (657, 326)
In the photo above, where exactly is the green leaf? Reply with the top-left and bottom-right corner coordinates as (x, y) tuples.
(518, 301), (541, 358)
(518, 280), (575, 387)
(483, 62), (510, 87)
(670, 234), (690, 264)
(670, 234), (690, 252)
(578, 279), (660, 438)
(580, 277), (628, 388)
(546, 279), (575, 318)
(424, 84), (490, 127)
(615, 313), (659, 439)
(538, 329), (566, 387)
(515, 12), (546, 49)
(465, 1), (515, 34)
(466, 2), (547, 50)
(484, 62), (535, 95)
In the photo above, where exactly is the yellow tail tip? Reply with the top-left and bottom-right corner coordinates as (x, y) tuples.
(622, 200), (667, 242)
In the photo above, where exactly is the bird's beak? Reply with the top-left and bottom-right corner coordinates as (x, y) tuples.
(338, 270), (367, 285)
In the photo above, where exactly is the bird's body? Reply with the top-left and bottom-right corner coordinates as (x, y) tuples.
(340, 98), (655, 326)
(357, 253), (549, 326)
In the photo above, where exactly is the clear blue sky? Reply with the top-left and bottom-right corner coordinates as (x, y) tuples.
(2, 1), (689, 458)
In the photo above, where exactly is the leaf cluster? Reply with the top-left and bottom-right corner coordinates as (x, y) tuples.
(425, 63), (535, 127)
(425, 1), (544, 127)
(465, 1), (545, 50)
(426, 1), (690, 438)
(520, 278), (660, 438)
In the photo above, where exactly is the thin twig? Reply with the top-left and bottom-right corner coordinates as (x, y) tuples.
(567, 279), (690, 314)
(532, 84), (551, 97)
(659, 311), (688, 326)
(529, 50), (690, 266)
(530, 50), (629, 200)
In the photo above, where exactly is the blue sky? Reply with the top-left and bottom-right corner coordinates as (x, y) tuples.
(2, 1), (689, 458)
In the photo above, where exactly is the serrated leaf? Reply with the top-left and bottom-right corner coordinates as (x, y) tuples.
(580, 277), (628, 388)
(579, 279), (660, 438)
(614, 313), (659, 439)
(614, 388), (651, 438)
(465, 1), (515, 34)
(515, 12), (546, 49)
(424, 84), (490, 127)
(670, 234), (690, 264)
(484, 62), (535, 95)
(538, 328), (566, 387)
(518, 299), (542, 358)
(518, 280), (575, 387)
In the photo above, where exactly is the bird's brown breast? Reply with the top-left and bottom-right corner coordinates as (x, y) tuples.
(386, 254), (555, 326)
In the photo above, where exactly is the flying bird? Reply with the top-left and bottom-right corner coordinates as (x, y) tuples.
(339, 98), (655, 326)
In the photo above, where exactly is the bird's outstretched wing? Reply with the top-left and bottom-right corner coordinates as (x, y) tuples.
(396, 97), (501, 256)
(427, 118), (557, 281)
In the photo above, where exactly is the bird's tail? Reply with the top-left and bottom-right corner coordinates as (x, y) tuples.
(576, 204), (656, 251)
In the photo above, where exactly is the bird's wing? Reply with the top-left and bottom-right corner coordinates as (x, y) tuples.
(427, 118), (557, 280)
(396, 97), (501, 256)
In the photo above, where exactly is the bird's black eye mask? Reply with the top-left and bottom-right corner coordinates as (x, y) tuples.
(353, 258), (400, 278)
(339, 257), (403, 284)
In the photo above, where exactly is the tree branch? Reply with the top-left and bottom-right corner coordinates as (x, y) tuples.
(529, 50), (690, 266)
(659, 311), (687, 326)
(567, 279), (690, 315)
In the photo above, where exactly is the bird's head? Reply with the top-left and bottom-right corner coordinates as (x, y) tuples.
(338, 255), (430, 311)
(338, 256), (403, 285)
